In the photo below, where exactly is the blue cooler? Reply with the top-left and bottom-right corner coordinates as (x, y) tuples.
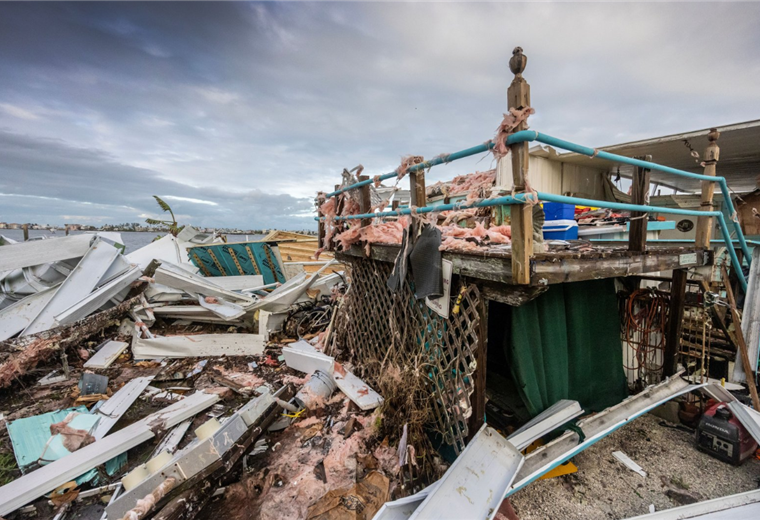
(543, 219), (578, 240)
(543, 202), (575, 221)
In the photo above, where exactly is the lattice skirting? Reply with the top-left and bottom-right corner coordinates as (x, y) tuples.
(334, 255), (484, 455)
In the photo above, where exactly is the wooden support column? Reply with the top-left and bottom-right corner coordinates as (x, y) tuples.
(628, 156), (651, 252)
(358, 175), (371, 228)
(508, 47), (533, 284)
(721, 265), (760, 411)
(695, 129), (720, 248)
(22, 224), (29, 241)
(409, 157), (426, 208)
(469, 297), (488, 438)
(409, 170), (426, 208)
(664, 268), (687, 377)
(317, 191), (326, 251)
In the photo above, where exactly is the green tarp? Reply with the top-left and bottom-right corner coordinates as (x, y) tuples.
(507, 278), (627, 417)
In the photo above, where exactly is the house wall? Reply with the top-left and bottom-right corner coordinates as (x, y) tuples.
(496, 154), (609, 200)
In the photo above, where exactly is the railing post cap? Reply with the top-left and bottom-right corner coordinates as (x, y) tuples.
(509, 47), (527, 76)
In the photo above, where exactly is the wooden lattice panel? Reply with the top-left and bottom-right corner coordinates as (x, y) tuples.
(336, 256), (482, 454)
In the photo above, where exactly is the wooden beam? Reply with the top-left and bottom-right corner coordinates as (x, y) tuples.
(507, 47), (532, 284)
(409, 169), (426, 208)
(337, 245), (712, 286)
(358, 175), (371, 228)
(695, 129), (720, 248)
(664, 268), (687, 377)
(469, 298), (488, 439)
(317, 190), (328, 253)
(628, 156), (651, 252)
(721, 264), (760, 411)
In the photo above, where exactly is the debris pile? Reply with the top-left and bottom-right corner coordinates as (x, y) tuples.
(0, 228), (398, 520)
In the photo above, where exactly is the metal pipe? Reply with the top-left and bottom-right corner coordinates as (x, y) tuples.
(506, 131), (752, 266)
(316, 190), (747, 290)
(588, 238), (760, 247)
(323, 142), (494, 198)
(320, 129), (751, 267)
(536, 192), (746, 291)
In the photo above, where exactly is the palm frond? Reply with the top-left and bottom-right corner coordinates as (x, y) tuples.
(153, 195), (172, 213)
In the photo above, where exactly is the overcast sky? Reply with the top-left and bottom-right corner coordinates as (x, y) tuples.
(1, 2), (759, 230)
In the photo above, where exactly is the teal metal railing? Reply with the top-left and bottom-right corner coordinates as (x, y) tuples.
(317, 130), (750, 289)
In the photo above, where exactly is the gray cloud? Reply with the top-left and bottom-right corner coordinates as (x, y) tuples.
(0, 2), (759, 228)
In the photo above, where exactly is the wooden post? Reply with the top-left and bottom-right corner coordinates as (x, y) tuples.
(469, 298), (488, 438)
(409, 168), (426, 208)
(721, 264), (760, 411)
(663, 268), (687, 377)
(358, 175), (371, 228)
(508, 47), (533, 284)
(695, 129), (720, 248)
(22, 224), (29, 241)
(317, 191), (326, 252)
(629, 156), (651, 252)
(65, 226), (69, 236)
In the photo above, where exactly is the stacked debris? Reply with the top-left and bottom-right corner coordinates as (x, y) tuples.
(0, 228), (402, 520)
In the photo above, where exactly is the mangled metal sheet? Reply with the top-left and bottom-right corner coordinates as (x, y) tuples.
(626, 488), (760, 519)
(0, 235), (92, 272)
(133, 333), (265, 359)
(203, 274), (264, 291)
(507, 373), (704, 497)
(282, 340), (334, 375)
(507, 399), (583, 451)
(106, 391), (276, 520)
(0, 391), (219, 516)
(372, 483), (439, 520)
(0, 286), (58, 341)
(91, 377), (154, 439)
(734, 247), (760, 383)
(22, 239), (121, 335)
(54, 265), (141, 325)
(409, 424), (523, 520)
(154, 262), (255, 306)
(196, 294), (246, 320)
(7, 407), (89, 472)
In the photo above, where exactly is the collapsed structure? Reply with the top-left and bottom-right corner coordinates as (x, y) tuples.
(0, 47), (758, 520)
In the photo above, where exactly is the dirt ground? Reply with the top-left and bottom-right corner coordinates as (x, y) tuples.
(510, 413), (760, 520)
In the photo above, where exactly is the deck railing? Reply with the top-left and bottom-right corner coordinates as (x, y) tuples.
(316, 49), (750, 291)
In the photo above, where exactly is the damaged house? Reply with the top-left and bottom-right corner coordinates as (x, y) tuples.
(0, 47), (758, 520)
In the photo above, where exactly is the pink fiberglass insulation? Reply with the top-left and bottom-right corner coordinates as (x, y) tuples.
(448, 169), (496, 195)
(222, 406), (389, 520)
(492, 107), (535, 159)
(439, 222), (511, 251)
(333, 218), (408, 250)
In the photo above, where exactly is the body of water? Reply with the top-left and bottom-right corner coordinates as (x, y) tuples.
(0, 229), (264, 254)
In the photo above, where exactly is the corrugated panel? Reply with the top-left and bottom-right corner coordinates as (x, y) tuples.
(187, 242), (286, 283)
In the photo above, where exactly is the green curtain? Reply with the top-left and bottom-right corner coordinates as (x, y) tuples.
(507, 278), (627, 417)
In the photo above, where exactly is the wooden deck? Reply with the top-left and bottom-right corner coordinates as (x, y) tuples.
(337, 242), (712, 287)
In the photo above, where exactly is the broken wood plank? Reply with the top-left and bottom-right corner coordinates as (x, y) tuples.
(0, 292), (145, 388)
(84, 340), (129, 369)
(663, 268), (687, 377)
(720, 264), (760, 411)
